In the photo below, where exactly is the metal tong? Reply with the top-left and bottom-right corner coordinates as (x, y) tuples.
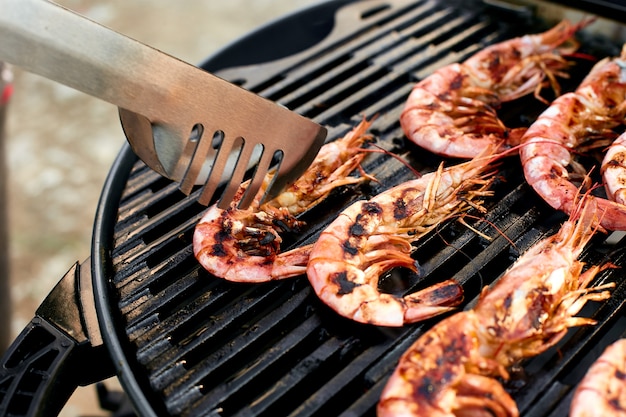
(0, 0), (327, 208)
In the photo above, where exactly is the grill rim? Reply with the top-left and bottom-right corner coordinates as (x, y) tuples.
(92, 142), (162, 417)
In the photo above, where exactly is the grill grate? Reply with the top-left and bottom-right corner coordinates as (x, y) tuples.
(104, 0), (626, 416)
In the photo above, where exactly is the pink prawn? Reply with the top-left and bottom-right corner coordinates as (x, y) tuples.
(520, 45), (626, 230)
(378, 194), (614, 416)
(306, 144), (502, 326)
(401, 19), (590, 159)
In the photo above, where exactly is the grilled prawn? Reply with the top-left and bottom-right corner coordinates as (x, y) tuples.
(520, 45), (626, 231)
(378, 311), (517, 417)
(471, 193), (614, 366)
(401, 19), (589, 159)
(378, 195), (614, 416)
(193, 118), (375, 282)
(306, 144), (501, 327)
(570, 338), (626, 417)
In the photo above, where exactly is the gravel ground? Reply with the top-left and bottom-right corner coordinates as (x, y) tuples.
(4, 1), (319, 415)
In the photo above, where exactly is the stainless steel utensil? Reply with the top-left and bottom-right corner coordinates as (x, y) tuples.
(0, 0), (327, 208)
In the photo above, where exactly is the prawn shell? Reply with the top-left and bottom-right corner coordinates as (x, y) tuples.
(524, 159), (626, 231)
(378, 313), (477, 416)
(307, 191), (465, 326)
(307, 259), (408, 327)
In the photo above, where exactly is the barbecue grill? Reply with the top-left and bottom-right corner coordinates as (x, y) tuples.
(1, 0), (626, 416)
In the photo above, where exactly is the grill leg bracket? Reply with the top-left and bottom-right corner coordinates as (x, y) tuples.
(0, 260), (114, 417)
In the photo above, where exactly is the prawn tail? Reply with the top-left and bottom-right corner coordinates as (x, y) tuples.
(541, 18), (593, 51)
(505, 127), (528, 149)
(403, 279), (464, 323)
(271, 244), (314, 280)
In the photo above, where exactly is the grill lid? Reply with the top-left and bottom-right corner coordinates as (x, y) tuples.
(92, 0), (626, 416)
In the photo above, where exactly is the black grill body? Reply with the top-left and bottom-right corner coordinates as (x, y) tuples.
(97, 1), (626, 416)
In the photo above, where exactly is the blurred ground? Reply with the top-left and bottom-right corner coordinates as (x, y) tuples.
(4, 0), (319, 415)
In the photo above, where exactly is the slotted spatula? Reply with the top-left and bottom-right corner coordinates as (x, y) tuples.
(0, 0), (327, 209)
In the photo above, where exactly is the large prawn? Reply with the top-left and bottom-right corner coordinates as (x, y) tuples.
(193, 118), (375, 282)
(306, 144), (501, 327)
(401, 19), (590, 159)
(471, 193), (614, 367)
(520, 45), (626, 231)
(378, 194), (614, 416)
(570, 338), (626, 417)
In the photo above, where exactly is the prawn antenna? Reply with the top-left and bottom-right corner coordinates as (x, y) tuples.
(432, 218), (486, 289)
(357, 144), (423, 178)
(564, 51), (598, 62)
(458, 213), (518, 251)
